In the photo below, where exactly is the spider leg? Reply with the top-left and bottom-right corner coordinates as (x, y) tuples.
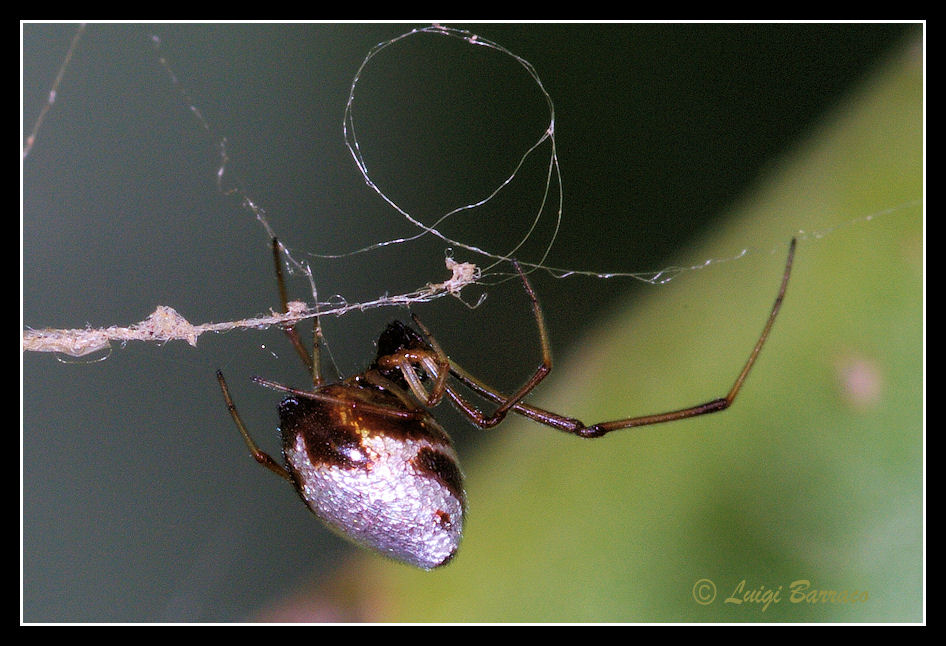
(410, 260), (553, 428)
(251, 374), (429, 420)
(216, 370), (293, 481)
(448, 238), (796, 438)
(271, 238), (323, 387)
(401, 313), (456, 406)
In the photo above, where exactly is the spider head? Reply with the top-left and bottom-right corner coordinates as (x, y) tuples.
(373, 320), (433, 383)
(376, 320), (428, 357)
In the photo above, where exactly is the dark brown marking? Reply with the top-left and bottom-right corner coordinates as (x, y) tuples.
(412, 446), (466, 506)
(279, 396), (366, 469)
(279, 382), (454, 471)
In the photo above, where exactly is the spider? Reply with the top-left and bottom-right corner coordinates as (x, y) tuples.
(217, 237), (796, 569)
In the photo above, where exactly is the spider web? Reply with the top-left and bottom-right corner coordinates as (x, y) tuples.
(21, 23), (920, 358)
(201, 25), (703, 286)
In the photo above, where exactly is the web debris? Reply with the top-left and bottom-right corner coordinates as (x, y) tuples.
(22, 255), (480, 357)
(23, 24), (560, 357)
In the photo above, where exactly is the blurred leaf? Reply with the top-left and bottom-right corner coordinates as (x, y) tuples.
(337, 37), (922, 622)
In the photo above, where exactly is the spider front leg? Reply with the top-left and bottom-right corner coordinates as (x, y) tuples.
(409, 260), (553, 429)
(449, 238), (797, 438)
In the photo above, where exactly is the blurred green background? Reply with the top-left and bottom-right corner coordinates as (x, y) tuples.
(23, 24), (922, 622)
(336, 34), (922, 622)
